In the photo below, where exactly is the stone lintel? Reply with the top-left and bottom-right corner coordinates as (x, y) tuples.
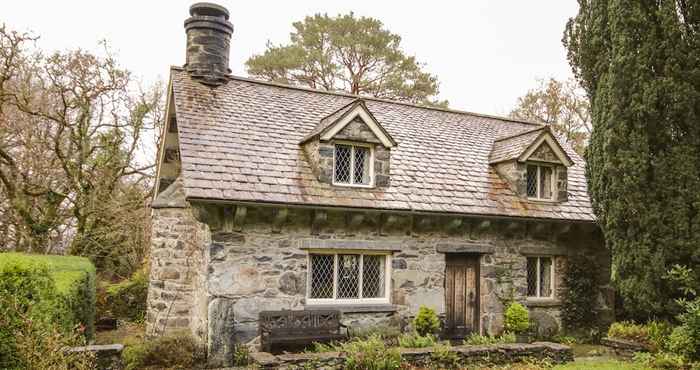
(436, 243), (495, 254)
(525, 299), (562, 308)
(520, 245), (569, 256)
(304, 304), (397, 314)
(299, 238), (401, 252)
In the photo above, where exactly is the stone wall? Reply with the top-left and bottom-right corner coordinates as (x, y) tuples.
(251, 342), (574, 369)
(147, 195), (612, 366)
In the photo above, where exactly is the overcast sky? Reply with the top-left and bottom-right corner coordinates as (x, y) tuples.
(2, 1), (579, 116)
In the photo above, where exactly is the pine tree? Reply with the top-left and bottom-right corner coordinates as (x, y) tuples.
(564, 0), (700, 319)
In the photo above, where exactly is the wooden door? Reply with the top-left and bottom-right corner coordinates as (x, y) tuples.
(445, 254), (480, 338)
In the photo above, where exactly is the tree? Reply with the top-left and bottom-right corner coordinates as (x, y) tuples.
(246, 13), (447, 107)
(0, 25), (163, 277)
(510, 78), (591, 155)
(564, 0), (700, 319)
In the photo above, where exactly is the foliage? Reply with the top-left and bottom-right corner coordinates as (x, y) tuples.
(552, 335), (578, 345)
(245, 13), (446, 107)
(607, 321), (672, 352)
(122, 332), (205, 370)
(564, 0), (700, 320)
(0, 253), (96, 369)
(98, 268), (148, 323)
(429, 342), (459, 369)
(413, 305), (441, 336)
(463, 332), (516, 345)
(232, 344), (251, 367)
(11, 317), (95, 370)
(561, 254), (599, 333)
(633, 351), (693, 370)
(504, 302), (530, 334)
(348, 323), (401, 340)
(340, 334), (402, 370)
(510, 78), (591, 154)
(397, 332), (437, 348)
(0, 25), (162, 278)
(666, 265), (700, 361)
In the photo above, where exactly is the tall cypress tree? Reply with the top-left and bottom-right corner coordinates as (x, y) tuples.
(564, 1), (700, 319)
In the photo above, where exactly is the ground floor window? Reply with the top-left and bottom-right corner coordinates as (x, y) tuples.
(307, 252), (390, 304)
(527, 256), (554, 298)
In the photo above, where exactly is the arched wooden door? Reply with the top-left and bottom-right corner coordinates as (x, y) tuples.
(444, 254), (480, 338)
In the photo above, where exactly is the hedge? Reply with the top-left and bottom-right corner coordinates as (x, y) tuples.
(0, 253), (96, 368)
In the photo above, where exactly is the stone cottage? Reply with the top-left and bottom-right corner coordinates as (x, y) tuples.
(147, 3), (614, 366)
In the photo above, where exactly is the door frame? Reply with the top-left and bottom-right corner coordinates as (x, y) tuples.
(444, 253), (481, 338)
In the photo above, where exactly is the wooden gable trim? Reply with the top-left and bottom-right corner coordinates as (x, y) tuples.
(320, 102), (397, 148)
(518, 131), (574, 167)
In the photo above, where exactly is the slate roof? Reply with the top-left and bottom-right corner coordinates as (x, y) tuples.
(489, 127), (550, 164)
(169, 67), (595, 222)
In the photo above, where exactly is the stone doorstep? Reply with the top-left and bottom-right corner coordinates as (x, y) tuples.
(249, 342), (573, 368)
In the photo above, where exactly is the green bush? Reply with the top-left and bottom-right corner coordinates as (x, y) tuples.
(398, 332), (437, 348)
(0, 253), (95, 369)
(504, 302), (530, 334)
(561, 254), (599, 332)
(99, 268), (148, 322)
(429, 342), (459, 369)
(122, 332), (205, 370)
(634, 351), (690, 370)
(463, 332), (515, 345)
(413, 305), (440, 336)
(607, 321), (650, 343)
(342, 334), (401, 370)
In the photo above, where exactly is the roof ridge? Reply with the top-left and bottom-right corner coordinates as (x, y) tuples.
(169, 66), (543, 127)
(493, 125), (547, 142)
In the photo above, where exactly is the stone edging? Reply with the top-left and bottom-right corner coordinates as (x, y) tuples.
(601, 337), (651, 358)
(250, 342), (573, 369)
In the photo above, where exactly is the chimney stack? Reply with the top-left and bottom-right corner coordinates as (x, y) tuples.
(184, 3), (233, 86)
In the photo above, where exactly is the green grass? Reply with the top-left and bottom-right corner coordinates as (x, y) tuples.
(554, 358), (650, 369)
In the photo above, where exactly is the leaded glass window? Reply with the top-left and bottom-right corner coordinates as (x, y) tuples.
(527, 256), (554, 298)
(526, 164), (554, 200)
(334, 144), (371, 185)
(308, 253), (389, 303)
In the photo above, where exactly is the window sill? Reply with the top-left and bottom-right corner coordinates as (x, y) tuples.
(304, 304), (397, 314)
(525, 298), (561, 308)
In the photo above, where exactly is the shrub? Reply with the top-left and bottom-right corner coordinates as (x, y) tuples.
(634, 351), (690, 370)
(429, 342), (459, 369)
(463, 332), (515, 345)
(413, 305), (440, 336)
(504, 302), (530, 334)
(100, 268), (148, 323)
(398, 332), (437, 348)
(607, 321), (649, 343)
(122, 332), (205, 370)
(13, 315), (95, 370)
(0, 253), (95, 369)
(561, 254), (599, 333)
(348, 324), (401, 340)
(232, 344), (251, 366)
(342, 334), (401, 370)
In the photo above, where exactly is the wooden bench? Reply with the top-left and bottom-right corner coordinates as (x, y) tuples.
(259, 310), (346, 352)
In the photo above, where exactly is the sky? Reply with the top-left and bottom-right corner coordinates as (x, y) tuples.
(1, 1), (580, 117)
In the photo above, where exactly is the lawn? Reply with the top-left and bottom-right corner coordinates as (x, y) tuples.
(554, 358), (649, 370)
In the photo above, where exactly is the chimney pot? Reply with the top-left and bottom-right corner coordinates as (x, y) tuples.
(184, 2), (233, 86)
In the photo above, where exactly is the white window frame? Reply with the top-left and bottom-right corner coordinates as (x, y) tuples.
(306, 250), (391, 306)
(332, 141), (374, 188)
(527, 163), (555, 201)
(527, 256), (555, 299)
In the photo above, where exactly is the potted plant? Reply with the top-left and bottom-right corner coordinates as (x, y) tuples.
(504, 302), (531, 343)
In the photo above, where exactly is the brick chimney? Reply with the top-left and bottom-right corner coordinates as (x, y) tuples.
(184, 3), (233, 86)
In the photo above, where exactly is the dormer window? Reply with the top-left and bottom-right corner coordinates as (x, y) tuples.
(333, 143), (372, 186)
(526, 164), (554, 200)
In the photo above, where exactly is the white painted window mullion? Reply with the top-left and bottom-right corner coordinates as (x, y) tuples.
(332, 254), (338, 299)
(358, 254), (364, 299)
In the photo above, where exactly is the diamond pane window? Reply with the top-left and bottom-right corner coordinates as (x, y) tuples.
(334, 144), (372, 185)
(310, 254), (334, 299)
(307, 253), (388, 303)
(527, 256), (554, 298)
(362, 255), (385, 298)
(526, 164), (554, 200)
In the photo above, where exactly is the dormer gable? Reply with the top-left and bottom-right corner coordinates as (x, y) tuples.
(300, 99), (395, 188)
(300, 99), (396, 148)
(490, 126), (573, 202)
